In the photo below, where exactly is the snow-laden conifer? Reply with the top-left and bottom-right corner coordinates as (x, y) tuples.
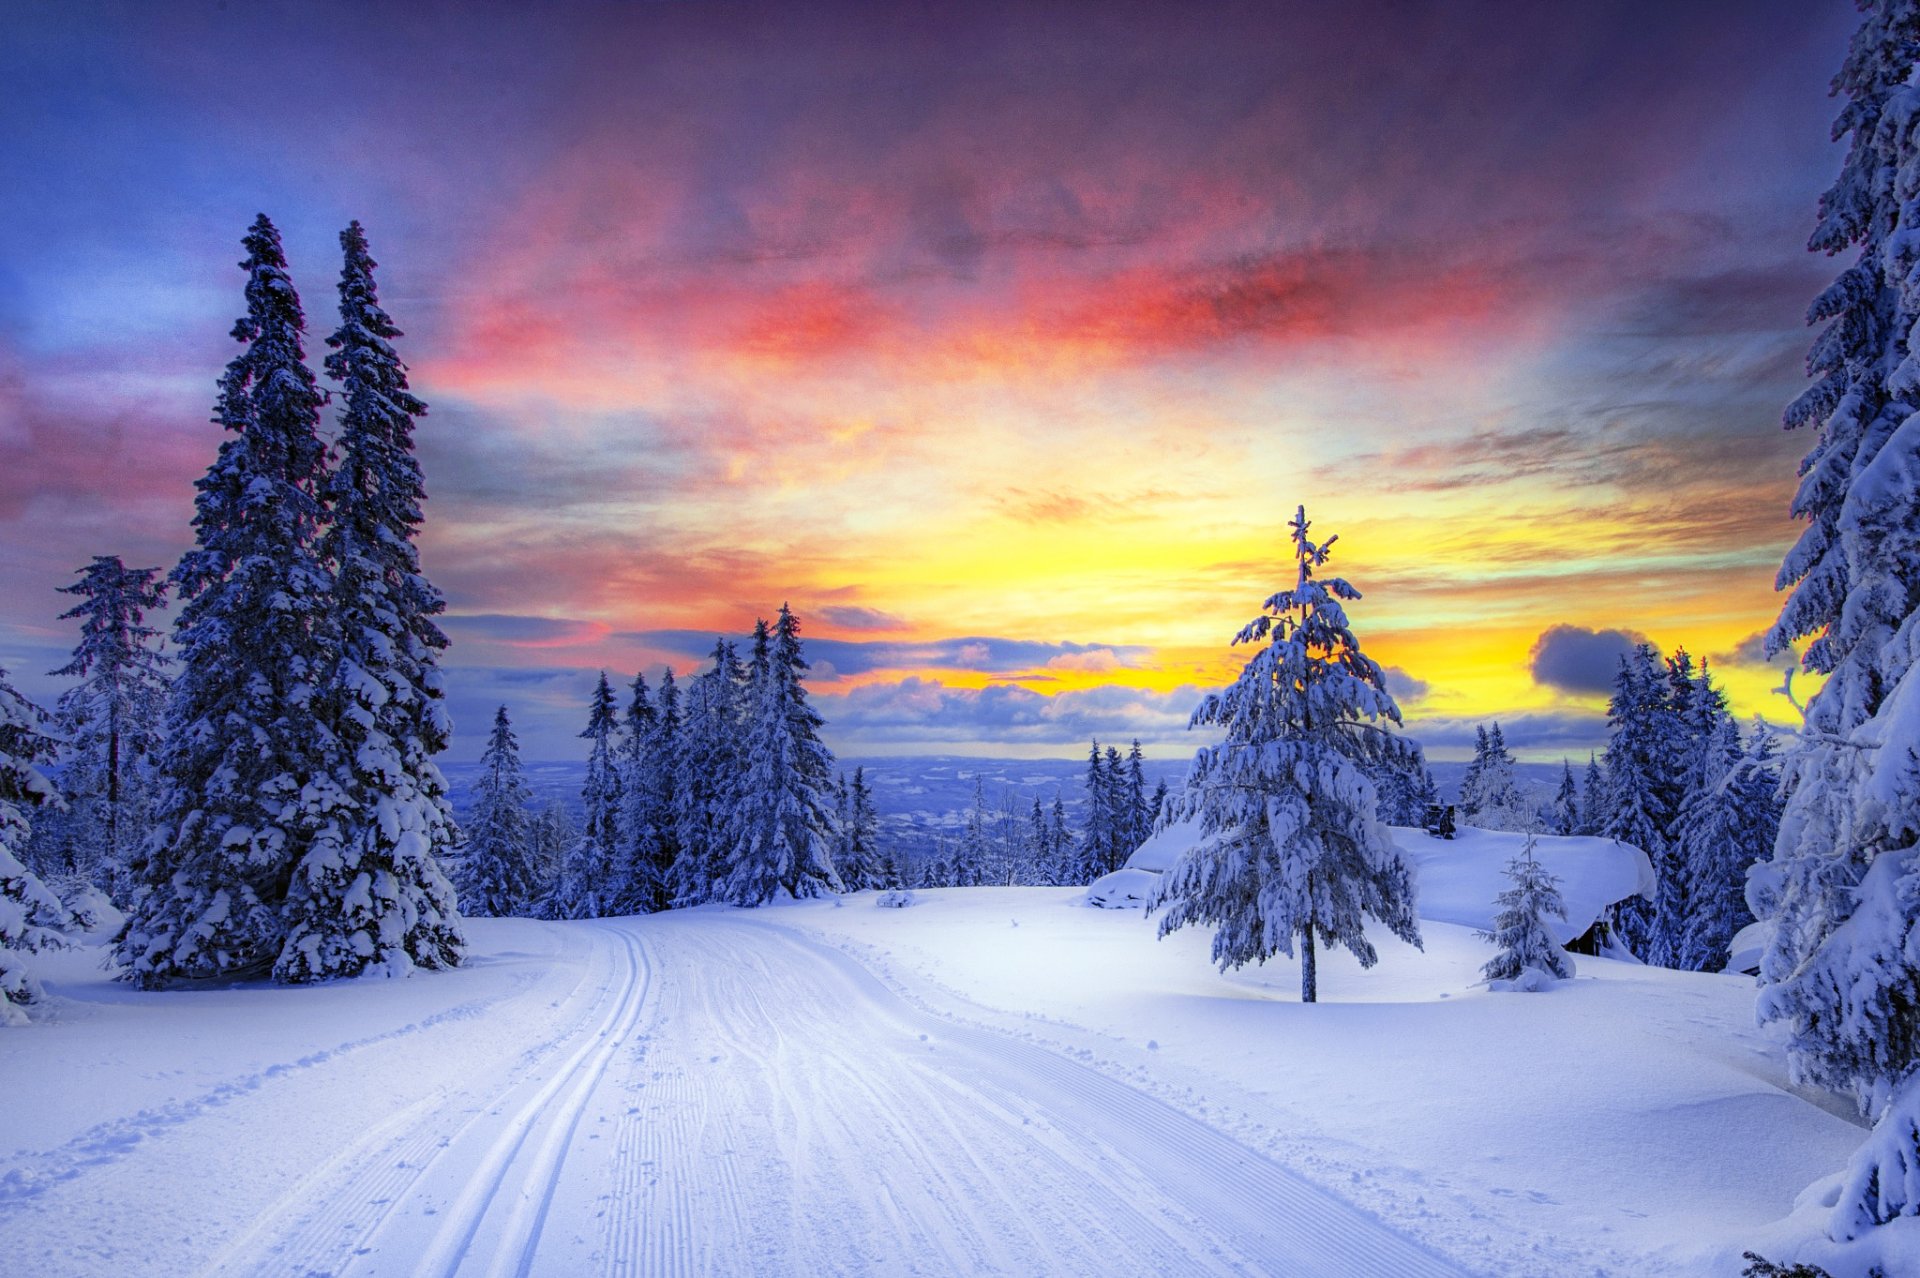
(1478, 833), (1574, 989)
(1461, 723), (1529, 831)
(1752, 0), (1920, 1240)
(45, 556), (169, 889)
(1, 667), (69, 1024)
(724, 605), (842, 905)
(1549, 761), (1580, 836)
(616, 671), (671, 913)
(528, 801), (576, 889)
(669, 641), (745, 905)
(116, 215), (334, 986)
(952, 776), (989, 887)
(277, 221), (462, 982)
(547, 673), (622, 918)
(455, 706), (539, 917)
(1123, 741), (1151, 854)
(843, 766), (883, 890)
(1075, 741), (1114, 882)
(1150, 506), (1421, 1003)
(1601, 647), (1670, 957)
(1579, 755), (1606, 836)
(1674, 718), (1781, 972)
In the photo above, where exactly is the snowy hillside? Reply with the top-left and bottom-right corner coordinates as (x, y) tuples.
(3, 893), (1893, 1277)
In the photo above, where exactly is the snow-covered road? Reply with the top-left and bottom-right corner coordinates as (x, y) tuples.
(5, 913), (1467, 1277)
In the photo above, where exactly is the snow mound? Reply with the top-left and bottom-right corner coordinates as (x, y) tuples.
(1727, 917), (1772, 976)
(1122, 822), (1191, 874)
(1393, 825), (1654, 945)
(1085, 868), (1159, 908)
(1092, 818), (1653, 941)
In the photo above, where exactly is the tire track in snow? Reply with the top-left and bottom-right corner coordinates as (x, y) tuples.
(0, 974), (539, 1212)
(202, 921), (651, 1278)
(604, 912), (1467, 1278)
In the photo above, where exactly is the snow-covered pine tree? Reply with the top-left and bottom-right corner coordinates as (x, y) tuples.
(1149, 777), (1169, 830)
(1601, 647), (1670, 957)
(528, 801), (575, 890)
(648, 668), (683, 897)
(455, 706), (539, 917)
(1027, 796), (1052, 884)
(1103, 745), (1127, 865)
(1579, 754), (1605, 836)
(1676, 718), (1782, 972)
(1459, 727), (1489, 817)
(116, 215), (335, 986)
(1414, 767), (1443, 831)
(952, 776), (989, 887)
(724, 605), (842, 904)
(833, 772), (853, 880)
(277, 221), (463, 983)
(45, 556), (169, 890)
(1151, 506), (1422, 1002)
(1048, 795), (1074, 884)
(1479, 833), (1575, 989)
(669, 640), (745, 905)
(1637, 651), (1733, 967)
(547, 673), (622, 918)
(1124, 741), (1151, 855)
(1, 667), (70, 1025)
(615, 671), (670, 914)
(1549, 760), (1580, 836)
(1750, 0), (1920, 1240)
(845, 766), (883, 890)
(1461, 722), (1528, 831)
(1076, 741), (1112, 882)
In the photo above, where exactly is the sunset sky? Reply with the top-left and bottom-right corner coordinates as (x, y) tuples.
(0, 1), (1856, 761)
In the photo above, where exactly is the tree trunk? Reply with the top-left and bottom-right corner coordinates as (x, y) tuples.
(1301, 920), (1318, 1003)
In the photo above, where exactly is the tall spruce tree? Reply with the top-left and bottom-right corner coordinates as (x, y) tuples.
(1077, 741), (1114, 881)
(616, 671), (669, 914)
(1461, 723), (1528, 831)
(1579, 754), (1606, 836)
(277, 221), (463, 982)
(669, 641), (745, 905)
(1151, 507), (1421, 1002)
(456, 706), (538, 917)
(1549, 761), (1580, 836)
(1676, 719), (1782, 972)
(1753, 0), (1920, 1240)
(548, 673), (622, 918)
(724, 605), (842, 904)
(45, 556), (169, 888)
(1, 668), (69, 1025)
(954, 776), (989, 887)
(1601, 647), (1670, 957)
(117, 215), (335, 986)
(1124, 741), (1151, 855)
(845, 766), (883, 890)
(647, 669), (684, 903)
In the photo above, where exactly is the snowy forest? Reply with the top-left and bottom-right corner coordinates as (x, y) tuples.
(6, 3), (1920, 1277)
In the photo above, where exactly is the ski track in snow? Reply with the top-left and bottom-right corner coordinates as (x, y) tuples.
(9, 916), (1470, 1277)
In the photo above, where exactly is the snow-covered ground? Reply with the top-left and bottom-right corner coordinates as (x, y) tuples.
(0, 890), (1874, 1276)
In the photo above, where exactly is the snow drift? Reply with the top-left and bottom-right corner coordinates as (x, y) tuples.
(1090, 818), (1654, 943)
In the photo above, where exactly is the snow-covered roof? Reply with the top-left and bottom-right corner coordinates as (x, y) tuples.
(1092, 818), (1655, 943)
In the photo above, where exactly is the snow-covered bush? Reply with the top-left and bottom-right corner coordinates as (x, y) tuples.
(877, 888), (915, 909)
